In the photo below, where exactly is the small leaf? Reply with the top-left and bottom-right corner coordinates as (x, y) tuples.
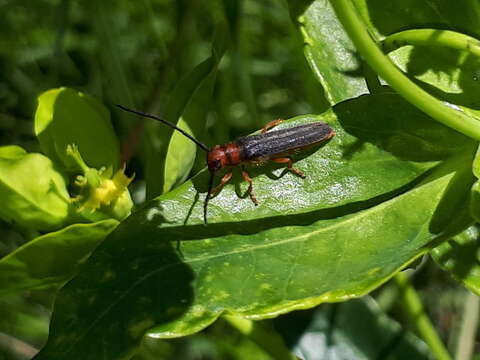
(274, 297), (430, 359)
(470, 181), (480, 222)
(35, 87), (120, 172)
(0, 146), (70, 231)
(469, 146), (480, 222)
(0, 145), (27, 158)
(0, 220), (119, 296)
(144, 26), (228, 198)
(431, 225), (480, 295)
(290, 0), (369, 105)
(162, 62), (216, 193)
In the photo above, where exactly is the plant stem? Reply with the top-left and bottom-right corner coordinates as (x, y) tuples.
(330, 0), (480, 141)
(394, 272), (452, 360)
(382, 29), (480, 57)
(223, 315), (298, 360)
(455, 291), (479, 360)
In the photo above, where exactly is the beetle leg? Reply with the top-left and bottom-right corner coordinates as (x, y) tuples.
(241, 168), (258, 205)
(272, 157), (305, 178)
(209, 171), (233, 198)
(261, 119), (283, 133)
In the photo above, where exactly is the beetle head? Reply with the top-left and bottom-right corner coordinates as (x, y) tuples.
(207, 146), (227, 172)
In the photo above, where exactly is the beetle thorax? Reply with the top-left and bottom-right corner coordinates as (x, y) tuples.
(207, 143), (242, 171)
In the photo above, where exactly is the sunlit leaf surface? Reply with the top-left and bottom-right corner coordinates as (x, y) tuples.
(35, 93), (474, 359)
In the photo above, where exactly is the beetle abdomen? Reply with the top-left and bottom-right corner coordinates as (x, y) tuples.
(236, 122), (333, 160)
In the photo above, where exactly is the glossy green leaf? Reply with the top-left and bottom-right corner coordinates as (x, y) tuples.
(0, 220), (118, 296)
(290, 0), (369, 105)
(35, 87), (120, 172)
(0, 146), (70, 231)
(35, 93), (474, 359)
(431, 225), (480, 295)
(162, 60), (218, 193)
(35, 166), (457, 359)
(144, 28), (228, 198)
(155, 93), (471, 225)
(274, 297), (429, 359)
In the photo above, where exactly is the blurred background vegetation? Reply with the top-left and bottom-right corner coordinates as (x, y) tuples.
(0, 0), (329, 150)
(0, 0), (471, 359)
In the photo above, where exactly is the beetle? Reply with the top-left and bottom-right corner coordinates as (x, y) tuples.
(117, 105), (334, 224)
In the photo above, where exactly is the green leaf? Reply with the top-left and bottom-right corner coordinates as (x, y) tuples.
(296, 1), (480, 127)
(35, 87), (120, 172)
(353, 0), (480, 39)
(0, 220), (118, 296)
(163, 59), (218, 193)
(387, 44), (480, 118)
(470, 181), (480, 222)
(431, 225), (480, 295)
(144, 27), (228, 198)
(0, 145), (28, 158)
(275, 298), (430, 359)
(34, 166), (456, 359)
(156, 93), (471, 225)
(469, 146), (480, 222)
(34, 93), (474, 359)
(290, 0), (369, 105)
(353, 0), (480, 117)
(0, 146), (70, 231)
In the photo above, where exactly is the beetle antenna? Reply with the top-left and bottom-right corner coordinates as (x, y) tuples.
(116, 105), (209, 152)
(204, 171), (215, 224)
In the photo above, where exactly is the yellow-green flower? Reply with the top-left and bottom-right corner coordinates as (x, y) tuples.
(68, 145), (134, 221)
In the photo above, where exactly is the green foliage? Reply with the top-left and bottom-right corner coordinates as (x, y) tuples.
(297, 0), (369, 104)
(35, 87), (120, 172)
(0, 70), (132, 358)
(2, 0), (480, 359)
(432, 225), (480, 295)
(144, 28), (228, 198)
(275, 298), (430, 359)
(0, 145), (70, 231)
(0, 220), (118, 296)
(34, 93), (475, 358)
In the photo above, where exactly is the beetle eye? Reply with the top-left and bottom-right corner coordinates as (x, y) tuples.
(214, 159), (221, 169)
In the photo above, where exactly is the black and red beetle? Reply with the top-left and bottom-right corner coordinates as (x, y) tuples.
(117, 105), (334, 224)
